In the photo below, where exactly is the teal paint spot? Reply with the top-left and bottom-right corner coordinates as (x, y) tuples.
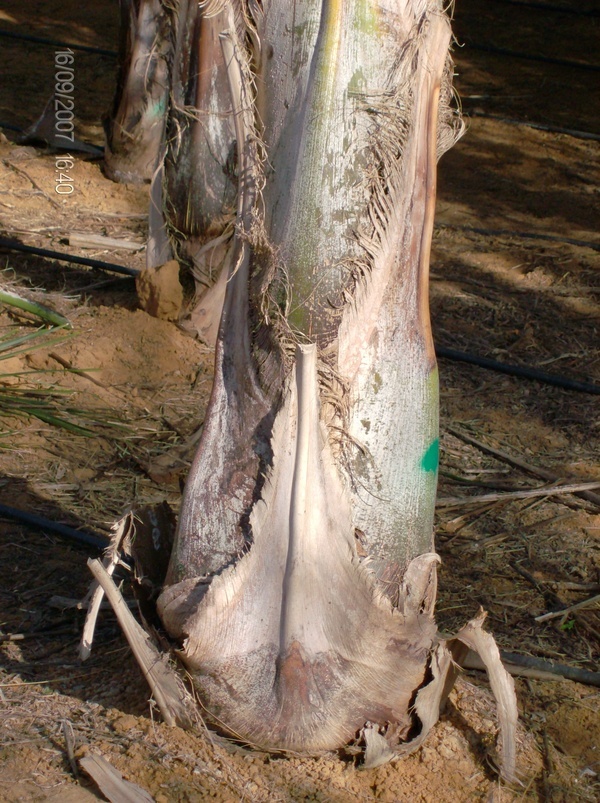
(421, 438), (439, 473)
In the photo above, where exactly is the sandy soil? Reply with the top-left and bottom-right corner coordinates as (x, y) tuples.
(0, 1), (598, 801)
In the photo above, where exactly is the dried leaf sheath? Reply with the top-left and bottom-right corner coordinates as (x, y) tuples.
(158, 346), (439, 750)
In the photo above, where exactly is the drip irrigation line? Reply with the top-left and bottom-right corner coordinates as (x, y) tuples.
(1, 120), (105, 154)
(437, 223), (600, 252)
(466, 111), (600, 142)
(436, 346), (600, 394)
(0, 29), (117, 57)
(0, 238), (140, 277)
(462, 41), (600, 72)
(487, 0), (600, 17)
(0, 122), (24, 134)
(0, 503), (108, 551)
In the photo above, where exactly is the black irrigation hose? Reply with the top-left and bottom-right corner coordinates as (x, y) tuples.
(0, 29), (117, 57)
(462, 41), (600, 72)
(0, 238), (140, 277)
(0, 503), (108, 550)
(0, 122), (24, 134)
(436, 346), (600, 395)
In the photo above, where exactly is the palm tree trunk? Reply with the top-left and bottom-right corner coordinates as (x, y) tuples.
(156, 0), (464, 752)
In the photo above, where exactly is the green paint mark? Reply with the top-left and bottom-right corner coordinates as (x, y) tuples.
(421, 438), (439, 473)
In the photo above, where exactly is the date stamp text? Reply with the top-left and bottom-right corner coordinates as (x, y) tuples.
(54, 49), (75, 195)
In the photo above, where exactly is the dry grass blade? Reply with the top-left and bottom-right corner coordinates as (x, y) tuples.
(535, 593), (600, 623)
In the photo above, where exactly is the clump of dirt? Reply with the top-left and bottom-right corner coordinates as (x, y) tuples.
(136, 261), (184, 322)
(0, 1), (598, 802)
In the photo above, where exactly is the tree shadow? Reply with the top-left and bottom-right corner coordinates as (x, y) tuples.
(438, 125), (600, 235)
(0, 0), (119, 136)
(451, 0), (600, 136)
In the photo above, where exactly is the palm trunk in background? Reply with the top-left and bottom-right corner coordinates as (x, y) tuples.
(104, 0), (171, 183)
(161, 0), (240, 341)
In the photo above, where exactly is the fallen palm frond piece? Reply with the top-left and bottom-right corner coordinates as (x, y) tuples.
(0, 324), (70, 360)
(87, 557), (198, 730)
(447, 427), (600, 508)
(79, 753), (154, 803)
(80, 515), (133, 661)
(0, 384), (115, 437)
(68, 232), (145, 252)
(535, 593), (600, 623)
(0, 323), (129, 437)
(436, 480), (600, 508)
(82, 508), (196, 730)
